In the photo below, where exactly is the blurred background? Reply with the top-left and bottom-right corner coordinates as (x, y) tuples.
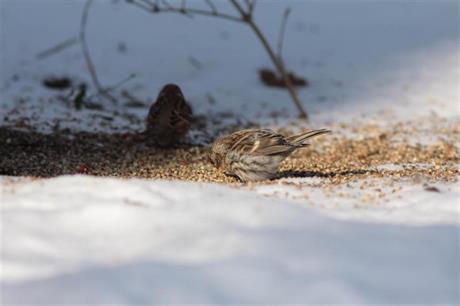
(1, 0), (458, 134)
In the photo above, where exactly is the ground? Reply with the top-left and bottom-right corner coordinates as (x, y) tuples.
(1, 0), (459, 304)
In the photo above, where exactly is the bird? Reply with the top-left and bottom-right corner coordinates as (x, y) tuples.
(209, 128), (331, 182)
(145, 84), (192, 147)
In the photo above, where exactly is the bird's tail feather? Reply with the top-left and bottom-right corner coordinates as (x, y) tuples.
(287, 129), (331, 146)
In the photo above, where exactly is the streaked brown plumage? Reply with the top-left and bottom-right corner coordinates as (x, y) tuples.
(145, 84), (192, 147)
(209, 128), (331, 182)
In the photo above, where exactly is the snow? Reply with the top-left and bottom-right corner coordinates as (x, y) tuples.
(1, 0), (459, 133)
(256, 177), (460, 224)
(1, 176), (459, 304)
(1, 0), (459, 304)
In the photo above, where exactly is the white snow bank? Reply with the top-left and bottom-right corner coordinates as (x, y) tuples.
(1, 176), (459, 304)
(256, 177), (460, 225)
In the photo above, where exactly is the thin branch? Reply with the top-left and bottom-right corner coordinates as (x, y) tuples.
(204, 0), (217, 14)
(247, 0), (256, 15)
(86, 73), (137, 100)
(229, 0), (307, 118)
(141, 0), (161, 12)
(245, 19), (307, 119)
(125, 0), (308, 118)
(229, 0), (247, 17)
(36, 37), (79, 60)
(138, 0), (156, 6)
(127, 0), (241, 21)
(277, 7), (291, 60)
(243, 0), (252, 12)
(126, 0), (156, 13)
(80, 0), (117, 103)
(162, 0), (193, 17)
(160, 0), (174, 10)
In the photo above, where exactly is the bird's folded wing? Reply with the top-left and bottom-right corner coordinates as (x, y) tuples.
(250, 144), (295, 156)
(249, 134), (293, 156)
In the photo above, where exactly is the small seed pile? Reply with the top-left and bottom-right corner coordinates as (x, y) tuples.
(0, 120), (458, 186)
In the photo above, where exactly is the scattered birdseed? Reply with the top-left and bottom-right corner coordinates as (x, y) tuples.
(0, 119), (458, 189)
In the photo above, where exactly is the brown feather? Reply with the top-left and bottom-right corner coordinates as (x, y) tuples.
(210, 128), (331, 182)
(286, 129), (331, 146)
(145, 84), (192, 146)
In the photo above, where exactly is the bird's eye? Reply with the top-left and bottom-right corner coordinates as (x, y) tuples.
(208, 156), (215, 166)
(208, 155), (219, 167)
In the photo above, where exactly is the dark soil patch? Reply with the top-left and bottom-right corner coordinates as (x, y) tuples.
(259, 68), (308, 88)
(42, 76), (72, 90)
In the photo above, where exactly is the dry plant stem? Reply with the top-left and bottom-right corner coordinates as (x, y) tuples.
(86, 74), (136, 100)
(129, 0), (241, 21)
(36, 37), (79, 60)
(81, 0), (117, 103)
(126, 0), (308, 118)
(228, 0), (307, 119)
(243, 0), (256, 14)
(204, 0), (217, 13)
(277, 7), (291, 60)
(250, 21), (307, 119)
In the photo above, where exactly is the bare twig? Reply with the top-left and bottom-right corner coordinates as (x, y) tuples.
(138, 0), (156, 6)
(246, 18), (307, 119)
(243, 0), (256, 14)
(204, 0), (217, 14)
(127, 0), (155, 12)
(228, 0), (247, 17)
(160, 0), (174, 10)
(80, 0), (117, 103)
(124, 0), (308, 118)
(36, 37), (78, 60)
(246, 0), (256, 15)
(138, 0), (159, 10)
(249, 0), (257, 14)
(86, 73), (137, 100)
(229, 0), (307, 118)
(277, 7), (291, 60)
(128, 0), (240, 21)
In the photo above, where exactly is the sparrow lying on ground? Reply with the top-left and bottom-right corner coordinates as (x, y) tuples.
(145, 84), (192, 147)
(209, 128), (331, 182)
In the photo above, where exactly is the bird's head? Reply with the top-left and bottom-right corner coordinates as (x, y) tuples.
(158, 83), (184, 100)
(208, 137), (231, 169)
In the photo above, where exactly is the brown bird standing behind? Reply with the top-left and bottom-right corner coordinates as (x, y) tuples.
(209, 128), (331, 182)
(145, 84), (192, 147)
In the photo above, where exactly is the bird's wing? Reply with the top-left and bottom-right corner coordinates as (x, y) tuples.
(230, 129), (294, 156)
(148, 96), (192, 125)
(179, 99), (193, 117)
(170, 110), (190, 134)
(285, 129), (331, 146)
(146, 100), (163, 128)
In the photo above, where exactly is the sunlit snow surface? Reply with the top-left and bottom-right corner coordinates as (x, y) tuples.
(1, 176), (459, 304)
(1, 0), (459, 304)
